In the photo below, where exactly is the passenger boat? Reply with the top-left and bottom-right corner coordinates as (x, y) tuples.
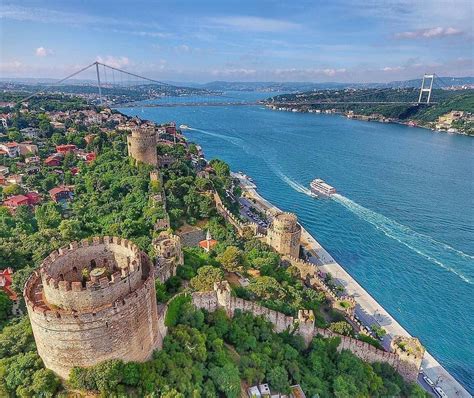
(310, 178), (336, 197)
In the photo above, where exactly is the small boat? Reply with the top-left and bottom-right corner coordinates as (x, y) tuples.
(179, 124), (189, 130)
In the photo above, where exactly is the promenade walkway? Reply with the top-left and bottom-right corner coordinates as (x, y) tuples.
(236, 175), (471, 398)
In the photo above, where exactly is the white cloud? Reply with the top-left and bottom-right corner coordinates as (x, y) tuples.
(35, 47), (53, 57)
(382, 66), (404, 72)
(208, 16), (300, 32)
(395, 27), (463, 39)
(96, 56), (130, 69)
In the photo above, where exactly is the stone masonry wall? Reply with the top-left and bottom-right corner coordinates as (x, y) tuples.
(190, 282), (421, 382)
(24, 237), (163, 379)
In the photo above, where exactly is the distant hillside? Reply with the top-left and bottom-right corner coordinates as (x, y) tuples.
(197, 77), (474, 92)
(265, 88), (474, 135)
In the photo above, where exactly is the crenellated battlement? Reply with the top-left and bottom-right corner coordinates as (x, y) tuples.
(23, 236), (163, 379)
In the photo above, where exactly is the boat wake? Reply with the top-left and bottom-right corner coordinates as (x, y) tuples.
(274, 170), (313, 196)
(187, 127), (244, 147)
(332, 193), (474, 285)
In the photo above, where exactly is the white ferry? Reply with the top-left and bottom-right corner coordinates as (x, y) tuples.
(310, 178), (336, 197)
(179, 124), (189, 130)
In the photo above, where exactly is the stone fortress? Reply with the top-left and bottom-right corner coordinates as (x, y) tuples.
(266, 212), (301, 257)
(126, 126), (158, 166)
(24, 236), (164, 379)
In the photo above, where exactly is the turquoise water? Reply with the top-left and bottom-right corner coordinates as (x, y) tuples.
(120, 93), (474, 391)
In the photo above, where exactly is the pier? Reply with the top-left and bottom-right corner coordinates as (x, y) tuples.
(234, 173), (471, 398)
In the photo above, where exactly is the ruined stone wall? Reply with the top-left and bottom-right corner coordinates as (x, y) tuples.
(24, 237), (162, 379)
(127, 127), (158, 166)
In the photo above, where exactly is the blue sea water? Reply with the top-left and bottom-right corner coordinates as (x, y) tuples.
(119, 92), (474, 392)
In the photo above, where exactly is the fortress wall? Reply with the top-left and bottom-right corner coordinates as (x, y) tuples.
(213, 192), (258, 236)
(191, 291), (219, 312)
(155, 259), (176, 283)
(27, 275), (161, 379)
(189, 283), (420, 382)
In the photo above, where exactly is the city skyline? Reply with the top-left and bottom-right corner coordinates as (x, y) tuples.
(1, 0), (473, 82)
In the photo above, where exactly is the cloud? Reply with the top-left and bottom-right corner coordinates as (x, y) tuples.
(35, 47), (53, 57)
(382, 66), (404, 72)
(96, 56), (130, 69)
(395, 27), (463, 39)
(208, 16), (300, 32)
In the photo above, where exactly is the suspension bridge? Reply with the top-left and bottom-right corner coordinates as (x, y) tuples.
(17, 61), (445, 108)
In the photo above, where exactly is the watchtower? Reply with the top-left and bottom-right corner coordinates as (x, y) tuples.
(127, 126), (158, 166)
(24, 236), (163, 379)
(267, 212), (301, 258)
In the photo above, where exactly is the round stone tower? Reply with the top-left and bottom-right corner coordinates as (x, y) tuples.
(127, 126), (158, 166)
(24, 236), (163, 379)
(266, 212), (301, 258)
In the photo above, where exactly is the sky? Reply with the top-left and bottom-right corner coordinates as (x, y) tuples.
(0, 0), (473, 83)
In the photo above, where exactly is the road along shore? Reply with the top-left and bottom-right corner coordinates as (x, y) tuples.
(233, 173), (471, 398)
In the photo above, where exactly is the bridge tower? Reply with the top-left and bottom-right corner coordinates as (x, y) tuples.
(418, 74), (434, 104)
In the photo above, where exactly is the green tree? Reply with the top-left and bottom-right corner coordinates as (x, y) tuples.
(328, 321), (353, 336)
(267, 366), (290, 394)
(35, 202), (62, 230)
(3, 184), (24, 197)
(216, 246), (242, 272)
(58, 219), (83, 241)
(190, 266), (224, 292)
(0, 291), (13, 325)
(31, 368), (61, 397)
(209, 363), (240, 398)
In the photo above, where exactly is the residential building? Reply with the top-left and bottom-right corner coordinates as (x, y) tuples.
(0, 268), (17, 300)
(18, 142), (38, 156)
(20, 127), (41, 139)
(49, 186), (73, 202)
(0, 142), (20, 157)
(56, 144), (77, 154)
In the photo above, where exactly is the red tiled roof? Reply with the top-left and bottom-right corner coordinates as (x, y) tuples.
(198, 239), (218, 251)
(4, 142), (18, 148)
(49, 186), (70, 196)
(0, 268), (17, 300)
(4, 195), (29, 207)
